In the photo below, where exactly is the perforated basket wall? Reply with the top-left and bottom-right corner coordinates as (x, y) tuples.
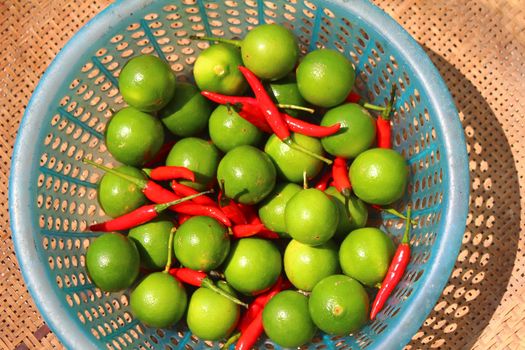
(9, 0), (468, 349)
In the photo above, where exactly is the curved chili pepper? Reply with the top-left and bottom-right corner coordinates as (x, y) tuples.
(171, 180), (217, 207)
(143, 140), (176, 168)
(83, 159), (231, 226)
(238, 66), (291, 142)
(169, 268), (248, 308)
(332, 157), (352, 197)
(174, 203), (231, 227)
(315, 170), (332, 191)
(143, 166), (195, 182)
(370, 208), (412, 320)
(89, 192), (209, 232)
(346, 91), (362, 103)
(283, 113), (341, 137)
(376, 86), (396, 149)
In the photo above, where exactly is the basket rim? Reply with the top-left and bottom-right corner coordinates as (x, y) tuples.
(9, 0), (469, 349)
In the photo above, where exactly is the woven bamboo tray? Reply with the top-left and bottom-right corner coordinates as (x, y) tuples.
(1, 1), (524, 349)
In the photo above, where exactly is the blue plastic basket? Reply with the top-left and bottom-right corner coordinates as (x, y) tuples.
(9, 0), (469, 349)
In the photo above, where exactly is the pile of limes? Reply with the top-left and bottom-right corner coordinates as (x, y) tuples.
(85, 23), (409, 348)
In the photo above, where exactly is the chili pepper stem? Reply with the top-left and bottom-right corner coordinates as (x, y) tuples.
(382, 85), (397, 120)
(201, 278), (249, 308)
(285, 139), (333, 165)
(402, 207), (412, 244)
(222, 332), (241, 349)
(277, 104), (315, 114)
(83, 158), (147, 188)
(189, 35), (241, 47)
(164, 227), (176, 273)
(154, 190), (213, 212)
(362, 103), (387, 112)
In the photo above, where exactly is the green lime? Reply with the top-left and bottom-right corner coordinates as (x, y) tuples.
(284, 239), (340, 291)
(86, 233), (139, 292)
(264, 133), (324, 183)
(105, 107), (164, 166)
(309, 274), (369, 335)
(208, 105), (265, 153)
(187, 287), (240, 340)
(325, 187), (368, 240)
(296, 49), (354, 108)
(194, 43), (247, 95)
(130, 272), (187, 328)
(165, 137), (221, 191)
(241, 24), (299, 80)
(217, 145), (276, 205)
(262, 291), (316, 347)
(284, 189), (339, 246)
(349, 148), (409, 205)
(258, 182), (301, 237)
(97, 165), (147, 218)
(268, 76), (308, 117)
(174, 216), (230, 272)
(223, 238), (282, 295)
(339, 227), (395, 287)
(128, 218), (174, 270)
(159, 82), (212, 137)
(320, 103), (376, 158)
(119, 54), (175, 112)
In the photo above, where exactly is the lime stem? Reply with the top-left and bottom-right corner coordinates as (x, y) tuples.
(154, 190), (213, 212)
(277, 104), (315, 114)
(189, 35), (241, 47)
(402, 206), (412, 244)
(201, 278), (248, 308)
(303, 171), (308, 189)
(164, 227), (176, 273)
(82, 158), (148, 188)
(222, 332), (241, 349)
(285, 139), (333, 165)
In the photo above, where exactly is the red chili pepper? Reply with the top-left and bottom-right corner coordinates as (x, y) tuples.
(238, 66), (291, 142)
(174, 203), (232, 227)
(332, 157), (352, 197)
(171, 180), (217, 207)
(169, 268), (248, 307)
(202, 91), (340, 138)
(256, 229), (280, 240)
(143, 140), (176, 168)
(315, 170), (332, 191)
(89, 192), (209, 232)
(235, 277), (290, 349)
(201, 91), (273, 133)
(376, 86), (396, 149)
(370, 208), (412, 320)
(283, 113), (341, 137)
(346, 91), (362, 103)
(83, 159), (231, 226)
(232, 223), (265, 238)
(143, 166), (196, 182)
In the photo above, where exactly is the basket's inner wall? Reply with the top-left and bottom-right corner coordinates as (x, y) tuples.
(35, 1), (443, 349)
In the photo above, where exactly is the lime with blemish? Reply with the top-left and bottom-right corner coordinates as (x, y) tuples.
(193, 43), (247, 95)
(309, 274), (369, 335)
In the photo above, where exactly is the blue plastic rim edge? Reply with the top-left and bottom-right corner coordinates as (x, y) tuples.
(8, 1), (469, 349)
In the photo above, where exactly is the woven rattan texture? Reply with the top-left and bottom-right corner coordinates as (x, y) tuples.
(1, 0), (523, 349)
